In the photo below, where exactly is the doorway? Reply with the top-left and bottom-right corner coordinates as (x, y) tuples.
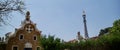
(24, 42), (32, 50)
(24, 48), (32, 50)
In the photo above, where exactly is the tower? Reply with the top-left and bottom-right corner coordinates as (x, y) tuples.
(77, 31), (83, 41)
(82, 10), (89, 39)
(77, 32), (80, 40)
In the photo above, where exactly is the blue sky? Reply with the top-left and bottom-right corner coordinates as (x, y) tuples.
(0, 0), (120, 41)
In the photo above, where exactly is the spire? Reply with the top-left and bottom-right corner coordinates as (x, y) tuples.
(77, 31), (80, 40)
(21, 11), (32, 26)
(26, 11), (30, 21)
(83, 10), (86, 16)
(77, 31), (83, 41)
(82, 10), (89, 39)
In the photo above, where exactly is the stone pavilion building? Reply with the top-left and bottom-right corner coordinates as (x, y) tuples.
(5, 11), (42, 50)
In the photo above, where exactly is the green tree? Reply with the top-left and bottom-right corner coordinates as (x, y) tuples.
(39, 19), (120, 50)
(39, 35), (65, 50)
(110, 19), (120, 35)
(99, 27), (112, 36)
(97, 19), (120, 50)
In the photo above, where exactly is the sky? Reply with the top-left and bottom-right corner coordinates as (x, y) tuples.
(0, 0), (120, 41)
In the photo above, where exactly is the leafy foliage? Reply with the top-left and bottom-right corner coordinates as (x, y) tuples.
(99, 27), (112, 36)
(39, 19), (120, 50)
(73, 19), (120, 50)
(39, 35), (65, 50)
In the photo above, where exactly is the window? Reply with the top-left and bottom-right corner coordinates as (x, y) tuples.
(13, 47), (18, 50)
(33, 35), (37, 40)
(12, 45), (18, 50)
(37, 47), (40, 50)
(19, 34), (24, 40)
(25, 42), (32, 48)
(25, 25), (34, 33)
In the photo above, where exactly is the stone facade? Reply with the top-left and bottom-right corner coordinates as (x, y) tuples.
(6, 11), (42, 50)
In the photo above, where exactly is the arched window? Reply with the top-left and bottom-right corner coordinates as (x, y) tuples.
(36, 46), (40, 50)
(12, 45), (18, 50)
(19, 34), (24, 40)
(25, 42), (32, 48)
(13, 47), (18, 50)
(33, 35), (37, 40)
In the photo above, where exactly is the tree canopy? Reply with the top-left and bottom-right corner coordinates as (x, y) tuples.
(99, 27), (112, 36)
(39, 19), (120, 50)
(39, 35), (65, 50)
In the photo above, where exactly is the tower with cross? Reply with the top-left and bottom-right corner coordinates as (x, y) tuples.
(82, 10), (89, 39)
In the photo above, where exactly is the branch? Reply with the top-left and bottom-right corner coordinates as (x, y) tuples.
(0, 0), (26, 26)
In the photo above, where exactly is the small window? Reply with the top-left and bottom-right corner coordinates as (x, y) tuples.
(19, 34), (24, 40)
(34, 35), (37, 40)
(37, 47), (40, 50)
(13, 47), (18, 50)
(25, 25), (34, 33)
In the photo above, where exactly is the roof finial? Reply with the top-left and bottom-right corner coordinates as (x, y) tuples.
(83, 10), (86, 16)
(26, 11), (30, 21)
(26, 11), (30, 16)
